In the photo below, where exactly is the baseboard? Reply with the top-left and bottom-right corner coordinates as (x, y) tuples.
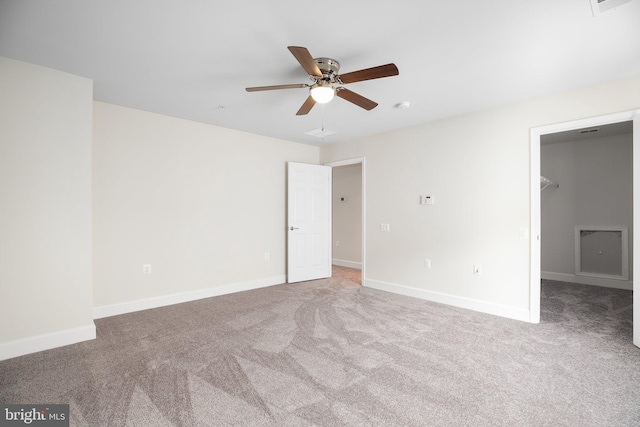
(93, 275), (286, 319)
(364, 279), (531, 323)
(541, 271), (632, 290)
(0, 324), (96, 362)
(332, 259), (362, 270)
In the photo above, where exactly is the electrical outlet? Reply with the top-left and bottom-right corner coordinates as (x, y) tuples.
(424, 258), (431, 269)
(264, 252), (270, 261)
(473, 264), (482, 276)
(143, 264), (152, 275)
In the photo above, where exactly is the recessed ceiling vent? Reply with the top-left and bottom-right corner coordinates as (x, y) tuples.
(590, 0), (634, 15)
(580, 128), (600, 134)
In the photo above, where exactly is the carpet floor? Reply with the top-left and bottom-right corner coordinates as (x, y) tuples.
(1, 268), (638, 426)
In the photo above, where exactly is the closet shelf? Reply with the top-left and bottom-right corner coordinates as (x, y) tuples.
(540, 175), (559, 191)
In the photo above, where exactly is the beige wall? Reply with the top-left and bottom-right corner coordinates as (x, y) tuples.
(93, 102), (319, 314)
(0, 57), (94, 357)
(320, 74), (640, 321)
(2, 53), (638, 358)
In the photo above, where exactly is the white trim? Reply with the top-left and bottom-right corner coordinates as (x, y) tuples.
(365, 279), (530, 323)
(328, 167), (333, 280)
(325, 157), (366, 284)
(634, 114), (640, 348)
(332, 259), (362, 270)
(530, 124), (542, 323)
(325, 157), (364, 168)
(94, 275), (285, 319)
(530, 109), (640, 343)
(362, 159), (366, 284)
(542, 271), (632, 290)
(0, 324), (96, 361)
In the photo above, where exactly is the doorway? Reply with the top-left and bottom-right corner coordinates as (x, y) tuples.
(540, 122), (633, 288)
(326, 158), (365, 285)
(530, 110), (640, 348)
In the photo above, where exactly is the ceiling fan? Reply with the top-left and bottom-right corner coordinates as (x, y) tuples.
(246, 46), (399, 116)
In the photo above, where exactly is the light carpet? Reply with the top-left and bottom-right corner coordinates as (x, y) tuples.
(1, 268), (638, 426)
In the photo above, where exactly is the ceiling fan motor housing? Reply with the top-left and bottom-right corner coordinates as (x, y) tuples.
(314, 58), (340, 78)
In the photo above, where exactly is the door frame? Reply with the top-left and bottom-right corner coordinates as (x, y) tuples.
(325, 157), (366, 282)
(530, 110), (639, 347)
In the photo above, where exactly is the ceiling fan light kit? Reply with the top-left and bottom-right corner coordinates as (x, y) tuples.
(246, 46), (399, 115)
(310, 82), (335, 104)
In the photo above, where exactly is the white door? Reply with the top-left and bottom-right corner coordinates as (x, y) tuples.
(287, 162), (332, 283)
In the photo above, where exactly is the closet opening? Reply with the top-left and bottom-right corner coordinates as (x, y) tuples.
(530, 111), (639, 348)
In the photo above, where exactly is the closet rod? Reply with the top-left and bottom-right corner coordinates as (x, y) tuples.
(540, 175), (559, 191)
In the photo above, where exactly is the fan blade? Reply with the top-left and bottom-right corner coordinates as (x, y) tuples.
(246, 83), (307, 92)
(296, 96), (316, 115)
(288, 46), (322, 77)
(338, 63), (399, 84)
(336, 88), (378, 110)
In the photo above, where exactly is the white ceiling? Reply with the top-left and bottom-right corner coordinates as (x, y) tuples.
(1, 0), (639, 146)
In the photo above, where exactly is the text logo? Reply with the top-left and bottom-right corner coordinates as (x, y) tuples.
(0, 405), (69, 427)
